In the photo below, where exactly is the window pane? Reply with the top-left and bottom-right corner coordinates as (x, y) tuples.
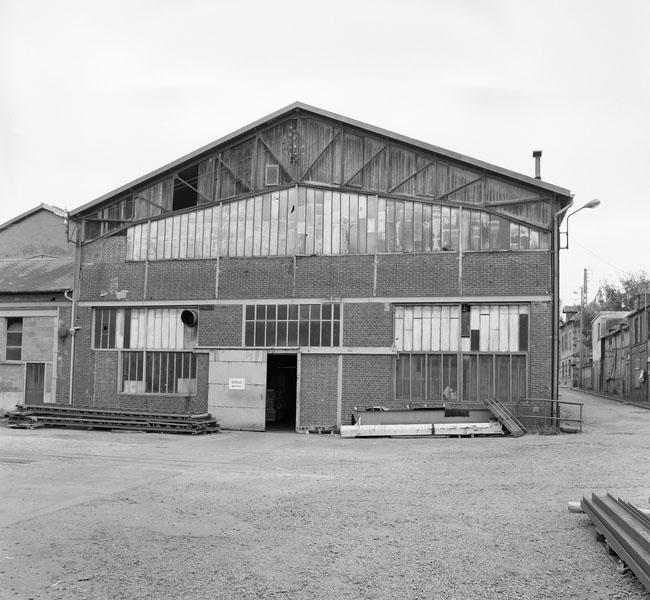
(478, 354), (493, 401)
(277, 321), (287, 346)
(245, 305), (255, 320)
(266, 321), (277, 346)
(411, 354), (425, 400)
(266, 305), (276, 320)
(299, 321), (309, 346)
(245, 322), (255, 346)
(321, 321), (331, 346)
(287, 321), (298, 346)
(277, 304), (287, 320)
(396, 355), (410, 398)
(332, 322), (340, 346)
(255, 322), (265, 346)
(289, 304), (299, 320)
(310, 321), (320, 346)
(6, 347), (21, 361)
(462, 354), (477, 402)
(495, 355), (510, 402)
(310, 304), (320, 320)
(256, 305), (266, 319)
(511, 355), (526, 401)
(322, 303), (332, 320)
(443, 354), (457, 401)
(427, 354), (442, 402)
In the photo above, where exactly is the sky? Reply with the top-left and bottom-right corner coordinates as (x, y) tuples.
(1, 0), (649, 306)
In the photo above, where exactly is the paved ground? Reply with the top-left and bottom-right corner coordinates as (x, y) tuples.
(1, 389), (649, 599)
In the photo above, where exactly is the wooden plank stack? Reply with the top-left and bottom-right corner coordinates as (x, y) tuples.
(6, 404), (220, 435)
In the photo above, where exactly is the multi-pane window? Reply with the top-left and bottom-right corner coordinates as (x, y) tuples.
(94, 308), (196, 350)
(394, 304), (529, 403)
(6, 317), (23, 361)
(121, 350), (196, 395)
(92, 307), (197, 396)
(462, 210), (550, 251)
(396, 352), (526, 403)
(244, 303), (341, 347)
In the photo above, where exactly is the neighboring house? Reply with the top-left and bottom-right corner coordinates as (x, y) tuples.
(559, 305), (579, 386)
(600, 317), (629, 397)
(591, 310), (628, 394)
(0, 204), (75, 412)
(626, 296), (650, 403)
(66, 102), (572, 431)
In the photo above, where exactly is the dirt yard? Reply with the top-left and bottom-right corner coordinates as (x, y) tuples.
(1, 389), (649, 600)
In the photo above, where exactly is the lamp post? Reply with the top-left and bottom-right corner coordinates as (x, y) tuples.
(561, 199), (601, 250)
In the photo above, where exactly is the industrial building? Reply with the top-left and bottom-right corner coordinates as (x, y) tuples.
(63, 103), (572, 430)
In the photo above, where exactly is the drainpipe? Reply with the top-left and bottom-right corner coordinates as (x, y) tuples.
(552, 197), (574, 427)
(64, 222), (82, 405)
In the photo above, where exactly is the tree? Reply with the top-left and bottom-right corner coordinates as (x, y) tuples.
(595, 271), (650, 311)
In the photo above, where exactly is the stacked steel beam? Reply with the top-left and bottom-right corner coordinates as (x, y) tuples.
(581, 493), (650, 592)
(6, 404), (220, 434)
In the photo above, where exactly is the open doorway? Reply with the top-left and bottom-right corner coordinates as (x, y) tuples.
(266, 354), (297, 430)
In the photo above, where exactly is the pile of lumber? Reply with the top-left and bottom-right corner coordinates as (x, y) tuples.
(6, 404), (220, 435)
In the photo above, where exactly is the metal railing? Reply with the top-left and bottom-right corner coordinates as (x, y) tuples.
(515, 397), (584, 433)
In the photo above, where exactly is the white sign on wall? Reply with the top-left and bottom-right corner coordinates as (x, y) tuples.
(228, 378), (246, 390)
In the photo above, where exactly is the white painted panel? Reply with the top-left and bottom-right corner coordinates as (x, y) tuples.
(490, 306), (500, 351)
(228, 202), (238, 257)
(195, 210), (204, 258)
(449, 310), (459, 352)
(164, 218), (173, 259)
(421, 306), (432, 352)
(220, 203), (230, 257)
(115, 310), (124, 349)
(431, 306), (441, 351)
(171, 215), (181, 259)
(412, 306), (422, 352)
(211, 206), (221, 257)
(236, 200), (246, 257)
(323, 191), (332, 255)
(509, 306), (519, 352)
(403, 308), (413, 352)
(331, 191), (340, 255)
(499, 306), (509, 352)
(202, 208), (212, 257)
(479, 313), (489, 352)
(440, 305), (450, 351)
(126, 228), (134, 261)
(394, 306), (404, 349)
(470, 306), (480, 330)
(270, 194), (279, 256)
(179, 214), (189, 259)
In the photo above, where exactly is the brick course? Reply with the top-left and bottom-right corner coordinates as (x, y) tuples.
(299, 354), (338, 428)
(341, 355), (395, 425)
(342, 303), (393, 347)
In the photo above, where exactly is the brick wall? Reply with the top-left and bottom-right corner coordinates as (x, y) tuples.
(218, 257), (294, 299)
(461, 252), (551, 296)
(147, 260), (217, 300)
(198, 305), (242, 346)
(295, 255), (374, 297)
(342, 303), (393, 347)
(340, 355), (394, 425)
(72, 307), (95, 404)
(529, 300), (553, 400)
(79, 262), (146, 301)
(376, 253), (460, 297)
(299, 354), (338, 428)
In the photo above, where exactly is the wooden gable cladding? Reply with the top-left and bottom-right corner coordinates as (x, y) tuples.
(126, 185), (550, 262)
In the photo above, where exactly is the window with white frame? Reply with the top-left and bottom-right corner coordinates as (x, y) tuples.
(394, 304), (528, 403)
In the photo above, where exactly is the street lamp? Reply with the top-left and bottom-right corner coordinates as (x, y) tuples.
(561, 199), (601, 249)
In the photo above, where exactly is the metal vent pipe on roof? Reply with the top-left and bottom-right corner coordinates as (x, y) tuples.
(533, 150), (542, 179)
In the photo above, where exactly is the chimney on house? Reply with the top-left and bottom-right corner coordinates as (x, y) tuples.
(533, 150), (542, 179)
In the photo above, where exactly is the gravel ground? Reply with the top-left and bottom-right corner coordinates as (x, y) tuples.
(1, 388), (649, 600)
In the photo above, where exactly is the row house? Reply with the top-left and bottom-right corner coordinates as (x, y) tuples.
(65, 103), (572, 430)
(0, 205), (74, 412)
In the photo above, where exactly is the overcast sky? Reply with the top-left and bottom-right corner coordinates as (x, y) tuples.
(1, 0), (649, 305)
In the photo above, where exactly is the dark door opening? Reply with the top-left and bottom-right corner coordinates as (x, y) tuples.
(266, 354), (297, 430)
(25, 363), (45, 404)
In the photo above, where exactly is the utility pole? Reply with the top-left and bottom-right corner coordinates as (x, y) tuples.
(579, 268), (588, 388)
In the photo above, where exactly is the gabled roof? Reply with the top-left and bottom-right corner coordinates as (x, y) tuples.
(70, 102), (571, 217)
(0, 203), (66, 232)
(0, 258), (74, 293)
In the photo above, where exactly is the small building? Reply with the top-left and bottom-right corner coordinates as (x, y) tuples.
(626, 296), (650, 403)
(0, 205), (74, 412)
(591, 310), (628, 394)
(600, 318), (629, 397)
(66, 103), (572, 430)
(559, 305), (580, 386)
